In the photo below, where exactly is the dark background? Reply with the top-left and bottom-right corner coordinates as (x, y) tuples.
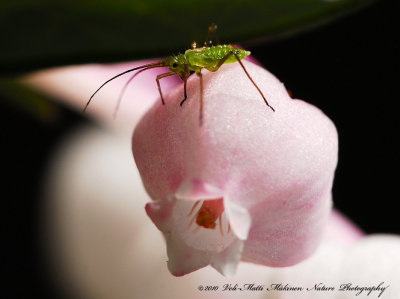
(1, 0), (398, 298)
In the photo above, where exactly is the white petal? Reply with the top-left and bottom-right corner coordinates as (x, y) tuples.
(165, 232), (211, 276)
(211, 238), (244, 277)
(224, 199), (251, 240)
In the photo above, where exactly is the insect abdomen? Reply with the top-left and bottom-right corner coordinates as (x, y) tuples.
(186, 45), (250, 69)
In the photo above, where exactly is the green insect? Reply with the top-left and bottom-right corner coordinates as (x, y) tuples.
(84, 25), (275, 123)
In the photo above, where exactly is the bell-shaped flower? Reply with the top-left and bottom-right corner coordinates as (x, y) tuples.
(132, 60), (338, 276)
(23, 60), (400, 298)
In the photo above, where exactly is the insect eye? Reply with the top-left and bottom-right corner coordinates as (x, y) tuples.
(172, 62), (178, 68)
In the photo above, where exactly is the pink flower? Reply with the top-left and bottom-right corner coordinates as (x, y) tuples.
(23, 60), (400, 298)
(132, 60), (338, 276)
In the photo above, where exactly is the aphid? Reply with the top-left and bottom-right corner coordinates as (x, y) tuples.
(84, 24), (275, 124)
(187, 198), (230, 236)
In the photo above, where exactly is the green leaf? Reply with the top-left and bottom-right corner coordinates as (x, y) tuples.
(1, 0), (376, 74)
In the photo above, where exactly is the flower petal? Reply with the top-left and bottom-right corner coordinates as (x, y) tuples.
(43, 122), (397, 298)
(210, 238), (244, 277)
(175, 178), (224, 201)
(224, 200), (252, 240)
(132, 60), (338, 275)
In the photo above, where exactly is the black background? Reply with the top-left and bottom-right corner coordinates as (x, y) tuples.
(1, 0), (399, 298)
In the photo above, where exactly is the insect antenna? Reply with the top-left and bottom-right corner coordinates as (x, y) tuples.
(113, 67), (151, 119)
(83, 61), (165, 113)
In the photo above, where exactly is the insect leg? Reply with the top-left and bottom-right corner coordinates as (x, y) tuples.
(210, 51), (275, 112)
(156, 72), (175, 105)
(179, 78), (188, 106)
(179, 67), (191, 106)
(232, 52), (275, 112)
(211, 51), (234, 71)
(197, 71), (204, 125)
